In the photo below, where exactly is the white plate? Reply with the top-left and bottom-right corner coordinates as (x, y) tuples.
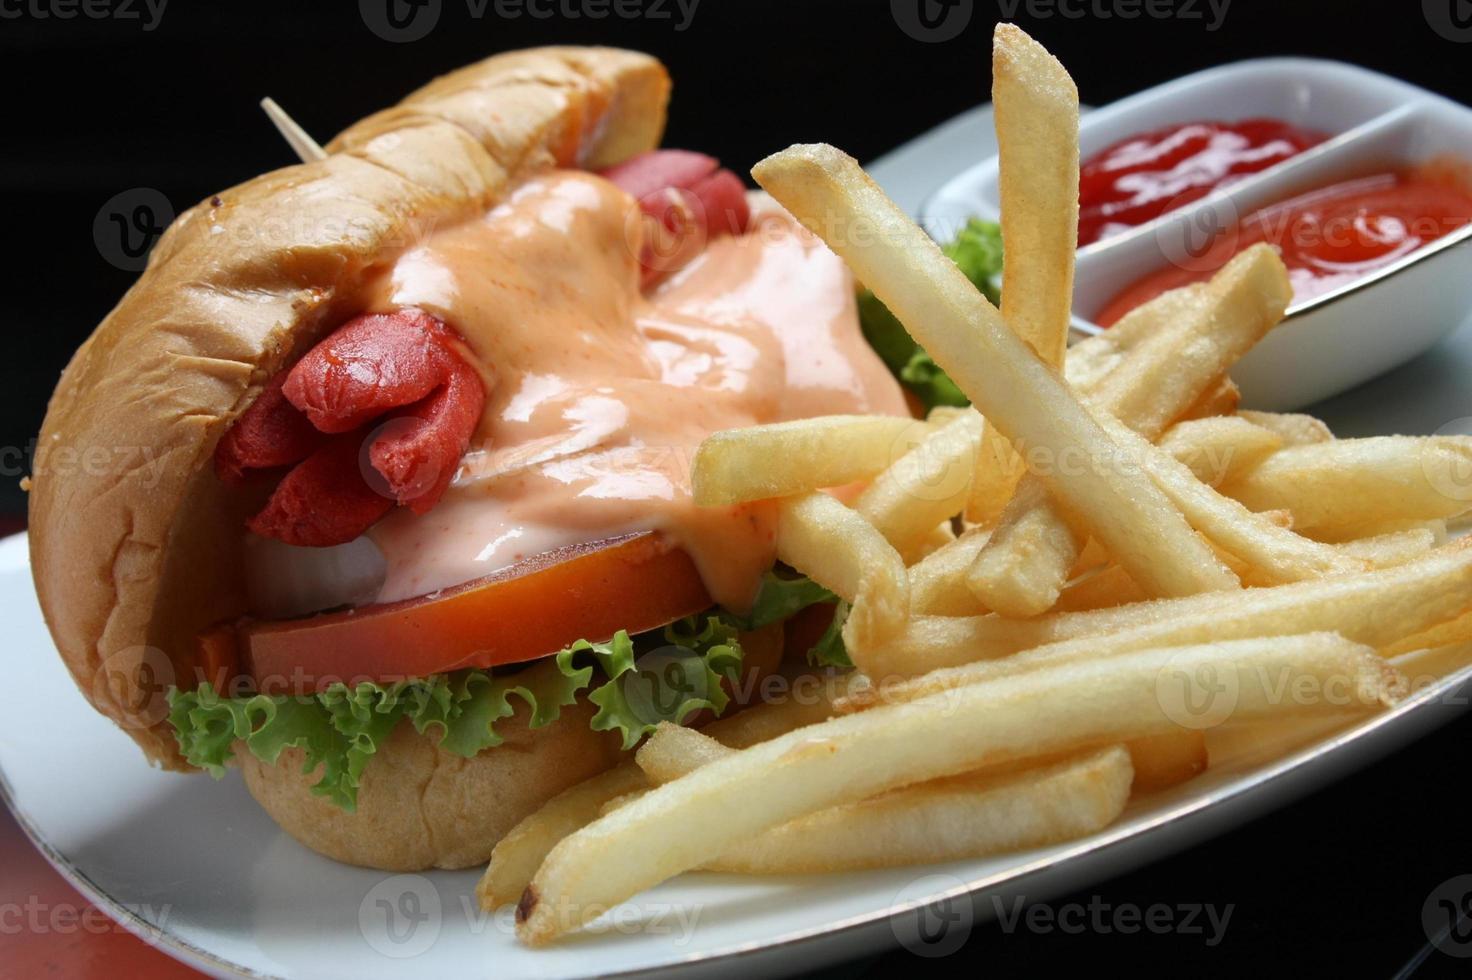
(6, 105), (1472, 979)
(4, 528), (1471, 979)
(923, 58), (1472, 411)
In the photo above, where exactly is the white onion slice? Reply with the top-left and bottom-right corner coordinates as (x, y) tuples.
(243, 534), (388, 619)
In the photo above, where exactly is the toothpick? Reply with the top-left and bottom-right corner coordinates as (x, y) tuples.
(260, 97), (327, 163)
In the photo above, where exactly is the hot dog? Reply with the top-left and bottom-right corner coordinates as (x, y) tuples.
(220, 309), (485, 544)
(30, 46), (907, 872)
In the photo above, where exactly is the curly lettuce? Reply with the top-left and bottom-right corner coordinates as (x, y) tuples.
(167, 615), (744, 811)
(858, 217), (1002, 410)
(739, 570), (838, 630)
(731, 570), (851, 669)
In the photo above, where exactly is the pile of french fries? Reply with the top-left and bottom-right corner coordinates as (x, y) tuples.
(488, 26), (1472, 945)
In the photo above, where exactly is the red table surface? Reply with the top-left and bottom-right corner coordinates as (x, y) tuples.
(0, 514), (201, 979)
(0, 806), (203, 980)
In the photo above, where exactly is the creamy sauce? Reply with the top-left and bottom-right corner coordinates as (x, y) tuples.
(357, 172), (908, 610)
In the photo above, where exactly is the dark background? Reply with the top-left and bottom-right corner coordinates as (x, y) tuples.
(2, 0), (1469, 976)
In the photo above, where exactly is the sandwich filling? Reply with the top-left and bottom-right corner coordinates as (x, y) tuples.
(356, 169), (907, 608)
(169, 161), (911, 807)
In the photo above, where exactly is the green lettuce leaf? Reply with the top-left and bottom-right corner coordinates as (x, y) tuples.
(806, 599), (853, 669)
(899, 349), (969, 409)
(857, 217), (1002, 410)
(739, 570), (838, 630)
(588, 617), (744, 750)
(167, 614), (743, 811)
(945, 217), (1005, 301)
(729, 569), (852, 667)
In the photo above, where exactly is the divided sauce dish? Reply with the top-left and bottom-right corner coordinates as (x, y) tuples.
(922, 58), (1472, 411)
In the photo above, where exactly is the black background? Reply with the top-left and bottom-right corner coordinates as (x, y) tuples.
(3, 0), (1470, 976)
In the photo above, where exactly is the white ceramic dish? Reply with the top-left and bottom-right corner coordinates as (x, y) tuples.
(923, 58), (1472, 411)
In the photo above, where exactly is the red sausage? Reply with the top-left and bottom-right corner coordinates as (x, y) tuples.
(600, 150), (752, 284)
(282, 310), (456, 434)
(247, 432), (394, 547)
(599, 149), (720, 202)
(689, 169), (751, 238)
(368, 351), (485, 512)
(223, 309), (485, 546)
(214, 373), (324, 483)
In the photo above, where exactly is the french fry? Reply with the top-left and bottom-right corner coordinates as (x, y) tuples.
(1312, 517), (1448, 545)
(967, 480), (1084, 616)
(691, 415), (924, 505)
(641, 722), (1148, 825)
(1382, 609), (1472, 657)
(1090, 407), (1366, 585)
(1125, 731), (1208, 793)
(910, 527), (992, 615)
(856, 410), (983, 560)
(1173, 376), (1241, 422)
(1160, 415), (1284, 486)
(1086, 253), (1287, 442)
(970, 246), (1292, 616)
(974, 287), (1210, 560)
(925, 405), (971, 426)
(479, 670), (861, 908)
(479, 764), (649, 911)
(953, 25), (1079, 527)
(706, 671), (862, 744)
(992, 22), (1078, 369)
(1061, 285), (1209, 393)
(634, 724), (731, 784)
(1220, 437), (1472, 533)
(1237, 410), (1334, 446)
(598, 792), (645, 817)
(851, 541), (1472, 683)
(517, 634), (1399, 944)
(1389, 639), (1472, 681)
(911, 520), (958, 560)
(1055, 564), (1145, 612)
(752, 144), (1240, 604)
(775, 492), (909, 668)
(1336, 528), (1439, 567)
(707, 746), (1133, 874)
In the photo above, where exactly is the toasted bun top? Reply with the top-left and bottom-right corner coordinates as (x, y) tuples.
(28, 47), (670, 769)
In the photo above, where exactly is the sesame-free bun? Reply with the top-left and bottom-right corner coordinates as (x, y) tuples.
(28, 47), (669, 770)
(238, 623), (785, 871)
(238, 702), (626, 871)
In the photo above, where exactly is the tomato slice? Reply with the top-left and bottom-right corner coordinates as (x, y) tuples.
(244, 532), (712, 694)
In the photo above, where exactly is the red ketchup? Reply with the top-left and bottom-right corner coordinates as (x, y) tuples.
(1095, 169), (1472, 327)
(1079, 119), (1326, 246)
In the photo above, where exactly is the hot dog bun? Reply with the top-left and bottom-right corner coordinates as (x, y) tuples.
(28, 48), (669, 777)
(239, 702), (626, 871)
